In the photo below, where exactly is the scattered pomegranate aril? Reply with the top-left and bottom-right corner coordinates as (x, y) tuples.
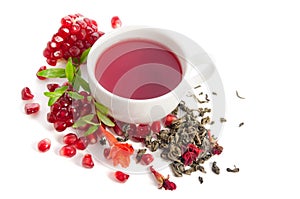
(103, 148), (110, 159)
(74, 136), (89, 150)
(151, 121), (161, 133)
(140, 154), (154, 165)
(114, 171), (129, 183)
(36, 66), (47, 80)
(37, 138), (51, 152)
(54, 121), (67, 132)
(25, 103), (40, 115)
(47, 83), (60, 92)
(163, 114), (177, 127)
(63, 133), (78, 145)
(60, 145), (76, 158)
(111, 16), (122, 29)
(136, 124), (150, 137)
(87, 132), (98, 144)
(82, 154), (94, 168)
(21, 87), (34, 100)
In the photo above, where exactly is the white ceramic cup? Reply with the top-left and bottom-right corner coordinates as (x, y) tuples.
(87, 26), (221, 124)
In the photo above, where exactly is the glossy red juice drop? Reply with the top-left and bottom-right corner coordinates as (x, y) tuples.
(95, 39), (182, 99)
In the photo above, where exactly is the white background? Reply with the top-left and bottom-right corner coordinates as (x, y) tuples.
(1, 0), (299, 198)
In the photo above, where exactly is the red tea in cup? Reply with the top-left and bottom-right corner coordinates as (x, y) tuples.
(95, 39), (182, 99)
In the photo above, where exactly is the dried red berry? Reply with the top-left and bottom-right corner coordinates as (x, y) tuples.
(111, 16), (122, 29)
(63, 133), (78, 145)
(114, 171), (129, 182)
(59, 145), (76, 158)
(25, 103), (40, 114)
(21, 87), (34, 100)
(36, 66), (47, 80)
(37, 138), (51, 152)
(82, 154), (94, 168)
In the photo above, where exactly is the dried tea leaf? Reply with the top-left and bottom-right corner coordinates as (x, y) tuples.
(198, 176), (204, 184)
(136, 149), (147, 163)
(236, 90), (245, 99)
(239, 122), (244, 127)
(212, 92), (217, 95)
(212, 161), (220, 175)
(227, 165), (239, 173)
(194, 85), (201, 89)
(220, 118), (227, 123)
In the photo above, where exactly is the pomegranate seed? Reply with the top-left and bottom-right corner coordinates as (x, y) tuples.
(87, 133), (98, 144)
(47, 83), (60, 92)
(74, 136), (89, 150)
(103, 148), (110, 159)
(136, 124), (150, 137)
(46, 58), (57, 66)
(63, 133), (78, 145)
(47, 112), (56, 123)
(54, 121), (67, 132)
(21, 87), (34, 100)
(111, 16), (122, 29)
(82, 154), (94, 168)
(36, 66), (47, 80)
(114, 171), (129, 183)
(112, 124), (124, 136)
(163, 114), (177, 127)
(37, 138), (51, 152)
(151, 121), (161, 133)
(60, 145), (76, 158)
(25, 103), (40, 114)
(140, 154), (154, 165)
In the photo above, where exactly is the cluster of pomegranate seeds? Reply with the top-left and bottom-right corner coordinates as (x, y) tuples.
(43, 13), (104, 66)
(46, 85), (94, 132)
(37, 138), (51, 152)
(114, 171), (129, 183)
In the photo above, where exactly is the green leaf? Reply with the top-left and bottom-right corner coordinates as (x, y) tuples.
(44, 86), (68, 106)
(84, 125), (99, 136)
(74, 74), (91, 93)
(65, 58), (75, 82)
(97, 111), (115, 127)
(72, 114), (95, 128)
(80, 48), (91, 64)
(72, 74), (80, 91)
(48, 96), (60, 106)
(68, 91), (84, 100)
(44, 86), (68, 97)
(37, 68), (66, 78)
(95, 101), (109, 115)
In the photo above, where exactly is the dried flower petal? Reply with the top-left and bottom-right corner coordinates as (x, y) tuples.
(150, 166), (177, 190)
(101, 125), (134, 168)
